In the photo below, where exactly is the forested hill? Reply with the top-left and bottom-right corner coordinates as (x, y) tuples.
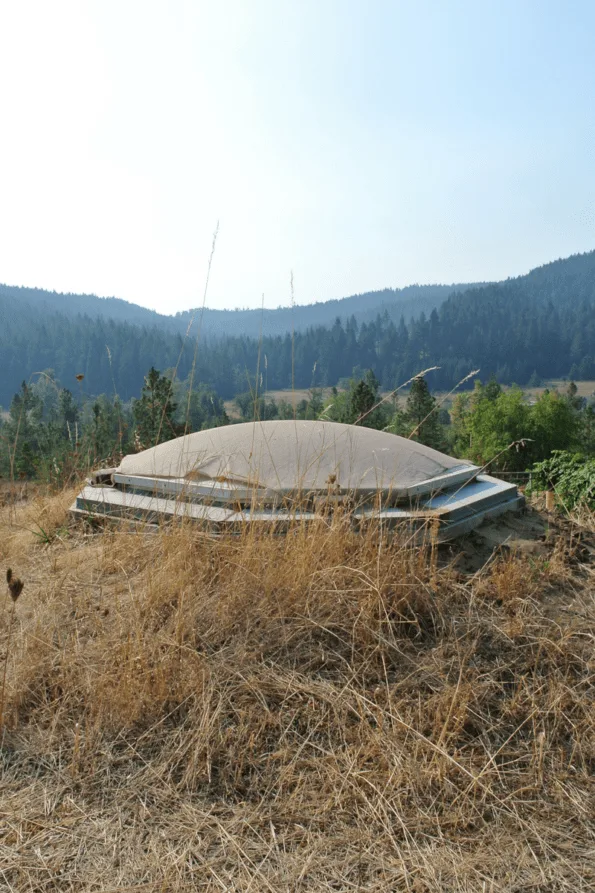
(0, 284), (165, 328)
(170, 283), (477, 338)
(1, 249), (595, 407)
(0, 281), (475, 340)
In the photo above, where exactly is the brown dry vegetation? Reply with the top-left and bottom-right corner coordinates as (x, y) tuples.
(0, 487), (594, 891)
(224, 389), (336, 419)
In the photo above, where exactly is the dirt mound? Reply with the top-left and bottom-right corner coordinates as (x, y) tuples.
(440, 502), (595, 575)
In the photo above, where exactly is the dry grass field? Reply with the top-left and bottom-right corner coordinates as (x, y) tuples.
(224, 381), (595, 419)
(224, 389), (336, 419)
(521, 381), (595, 402)
(1, 483), (594, 891)
(433, 380), (595, 405)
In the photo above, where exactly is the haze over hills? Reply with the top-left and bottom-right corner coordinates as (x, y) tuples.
(6, 243), (593, 341)
(169, 283), (487, 338)
(0, 281), (482, 340)
(1, 249), (595, 407)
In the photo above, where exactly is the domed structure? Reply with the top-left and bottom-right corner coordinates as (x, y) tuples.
(71, 420), (523, 540)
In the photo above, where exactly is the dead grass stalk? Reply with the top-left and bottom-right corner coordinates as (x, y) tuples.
(0, 489), (594, 890)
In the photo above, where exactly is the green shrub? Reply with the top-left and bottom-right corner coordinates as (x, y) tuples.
(532, 450), (595, 510)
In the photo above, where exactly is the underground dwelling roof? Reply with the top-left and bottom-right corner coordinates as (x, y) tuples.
(117, 420), (479, 498)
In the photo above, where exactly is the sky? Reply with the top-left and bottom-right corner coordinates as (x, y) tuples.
(1, 0), (594, 314)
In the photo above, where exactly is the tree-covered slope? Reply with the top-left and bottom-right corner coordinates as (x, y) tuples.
(0, 299), (188, 406)
(0, 281), (477, 340)
(2, 249), (595, 407)
(170, 283), (479, 338)
(0, 284), (166, 328)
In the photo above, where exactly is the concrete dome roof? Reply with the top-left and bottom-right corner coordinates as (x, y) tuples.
(118, 420), (477, 498)
(73, 422), (523, 539)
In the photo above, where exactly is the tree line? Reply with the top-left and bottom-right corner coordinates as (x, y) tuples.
(3, 250), (595, 407)
(0, 369), (227, 482)
(3, 361), (595, 485)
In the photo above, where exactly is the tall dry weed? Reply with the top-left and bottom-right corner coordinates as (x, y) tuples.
(0, 490), (594, 890)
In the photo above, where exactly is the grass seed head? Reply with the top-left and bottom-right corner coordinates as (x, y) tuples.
(6, 568), (24, 602)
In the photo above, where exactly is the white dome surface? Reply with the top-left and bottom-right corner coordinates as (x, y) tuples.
(119, 420), (477, 497)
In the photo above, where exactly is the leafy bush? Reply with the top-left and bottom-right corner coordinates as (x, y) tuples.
(532, 450), (595, 509)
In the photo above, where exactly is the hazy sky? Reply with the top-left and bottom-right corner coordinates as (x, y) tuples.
(1, 1), (594, 313)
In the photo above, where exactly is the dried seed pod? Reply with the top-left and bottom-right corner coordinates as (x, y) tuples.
(6, 569), (24, 602)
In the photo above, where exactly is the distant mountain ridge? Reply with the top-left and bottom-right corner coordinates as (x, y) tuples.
(1, 249), (595, 408)
(4, 248), (592, 343)
(169, 283), (488, 337)
(0, 281), (484, 340)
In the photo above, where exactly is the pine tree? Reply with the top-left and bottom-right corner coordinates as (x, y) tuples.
(3, 382), (43, 478)
(566, 381), (584, 410)
(349, 379), (376, 423)
(58, 389), (79, 441)
(305, 388), (324, 419)
(400, 377), (443, 448)
(132, 368), (180, 449)
(349, 370), (382, 426)
(84, 395), (128, 464)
